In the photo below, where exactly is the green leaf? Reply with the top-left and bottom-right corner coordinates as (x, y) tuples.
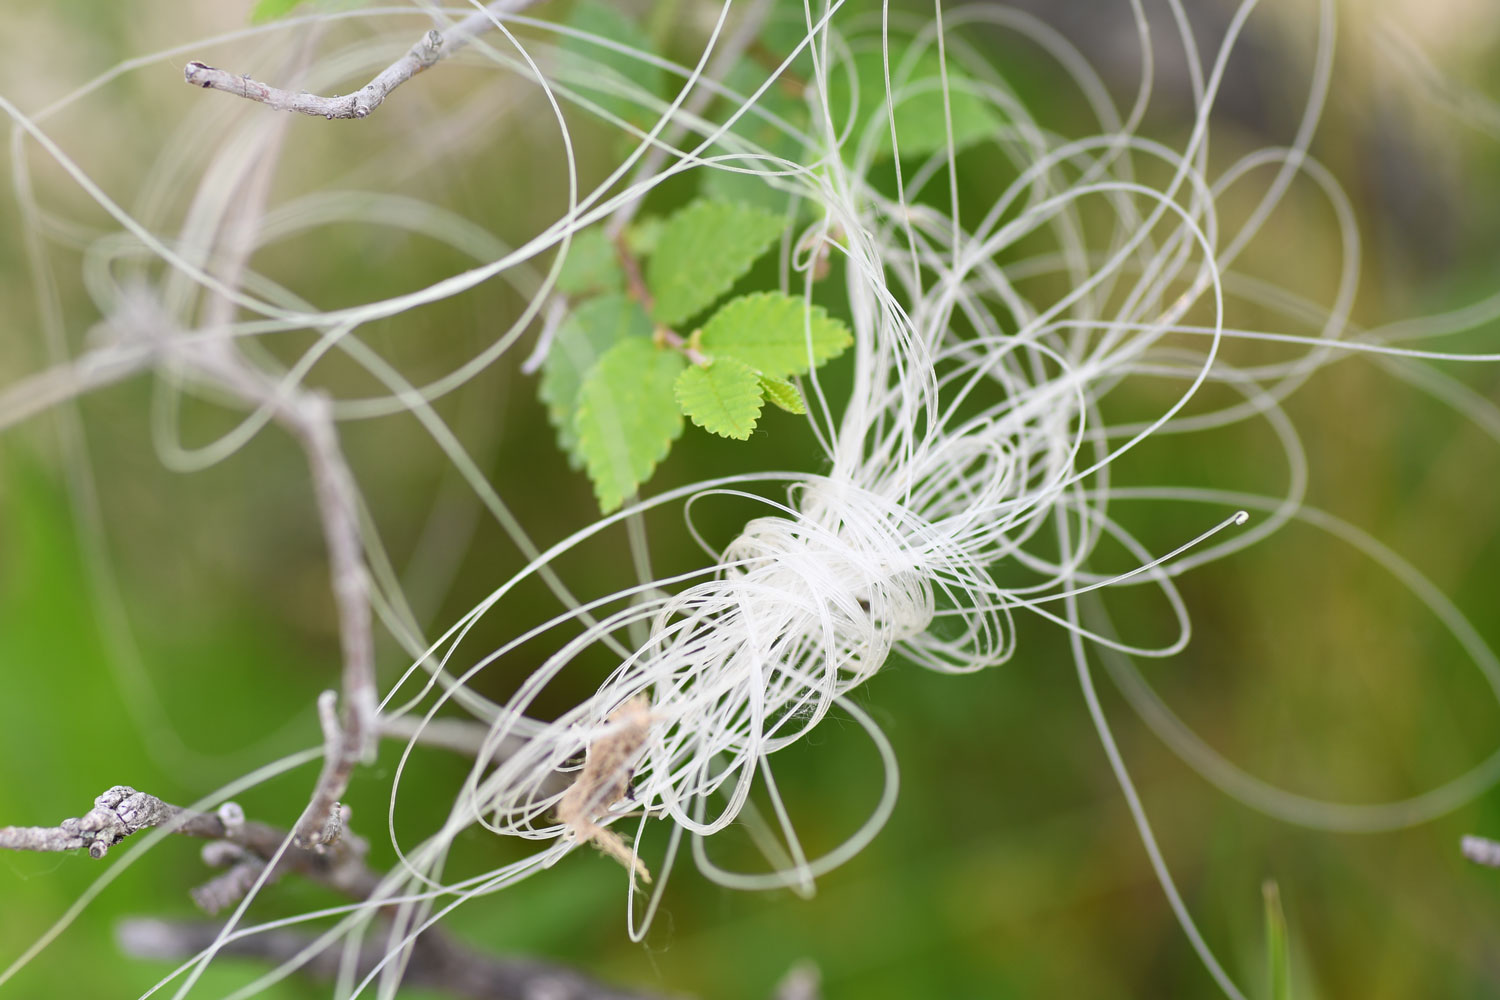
(674, 357), (766, 440)
(1264, 881), (1290, 1000)
(700, 291), (852, 377)
(539, 295), (653, 466)
(625, 216), (664, 257)
(561, 1), (662, 127)
(573, 338), (686, 512)
(556, 229), (623, 296)
(250, 0), (305, 22)
(757, 373), (806, 414)
(826, 48), (1002, 159)
(647, 200), (787, 327)
(701, 164), (791, 215)
(702, 61), (810, 211)
(755, 3), (817, 79)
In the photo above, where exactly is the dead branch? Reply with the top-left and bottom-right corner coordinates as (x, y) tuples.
(3, 787), (675, 998)
(103, 278), (378, 850)
(191, 840), (272, 915)
(117, 919), (683, 1000)
(0, 786), (185, 860)
(286, 400), (378, 852)
(0, 786), (375, 906)
(183, 0), (546, 120)
(0, 345), (153, 435)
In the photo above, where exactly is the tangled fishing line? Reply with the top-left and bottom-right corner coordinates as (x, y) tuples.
(3, 0), (1500, 997)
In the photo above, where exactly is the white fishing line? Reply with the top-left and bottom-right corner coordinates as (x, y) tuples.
(6, 0), (1500, 997)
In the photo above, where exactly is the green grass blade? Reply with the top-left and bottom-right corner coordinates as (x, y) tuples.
(1264, 880), (1290, 1000)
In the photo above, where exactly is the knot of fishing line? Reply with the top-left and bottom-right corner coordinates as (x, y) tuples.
(723, 507), (936, 666)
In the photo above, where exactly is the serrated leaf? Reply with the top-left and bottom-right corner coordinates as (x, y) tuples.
(573, 338), (686, 511)
(702, 61), (810, 211)
(827, 48), (1002, 159)
(561, 0), (662, 127)
(647, 200), (787, 327)
(539, 295), (653, 466)
(700, 291), (851, 377)
(757, 373), (806, 414)
(556, 229), (623, 296)
(1264, 881), (1290, 1000)
(674, 358), (765, 440)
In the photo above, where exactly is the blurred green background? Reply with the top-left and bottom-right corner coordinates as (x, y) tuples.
(3, 0), (1500, 997)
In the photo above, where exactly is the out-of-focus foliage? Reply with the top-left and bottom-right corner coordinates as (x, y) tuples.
(0, 1), (1498, 998)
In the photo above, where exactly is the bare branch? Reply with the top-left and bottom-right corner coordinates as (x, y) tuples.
(191, 842), (270, 915)
(0, 786), (183, 859)
(183, 0), (546, 120)
(202, 380), (375, 852)
(116, 919), (686, 1000)
(167, 28), (379, 846)
(285, 391), (379, 854)
(0, 786), (376, 906)
(7, 785), (679, 996)
(110, 288), (379, 850)
(266, 392), (375, 853)
(1462, 834), (1500, 868)
(0, 345), (152, 435)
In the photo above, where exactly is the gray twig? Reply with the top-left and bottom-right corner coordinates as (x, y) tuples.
(174, 29), (377, 847)
(108, 283), (378, 850)
(208, 383), (373, 853)
(116, 919), (683, 1000)
(3, 785), (672, 997)
(0, 787), (375, 908)
(284, 394), (378, 855)
(1462, 834), (1500, 868)
(0, 786), (184, 860)
(191, 842), (270, 915)
(5, 785), (682, 997)
(183, 0), (545, 120)
(0, 344), (153, 436)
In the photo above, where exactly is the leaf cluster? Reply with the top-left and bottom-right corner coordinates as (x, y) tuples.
(542, 199), (851, 511)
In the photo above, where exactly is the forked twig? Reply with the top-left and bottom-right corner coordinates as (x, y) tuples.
(183, 0), (546, 120)
(1, 788), (668, 999)
(105, 286), (375, 849)
(0, 787), (374, 904)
